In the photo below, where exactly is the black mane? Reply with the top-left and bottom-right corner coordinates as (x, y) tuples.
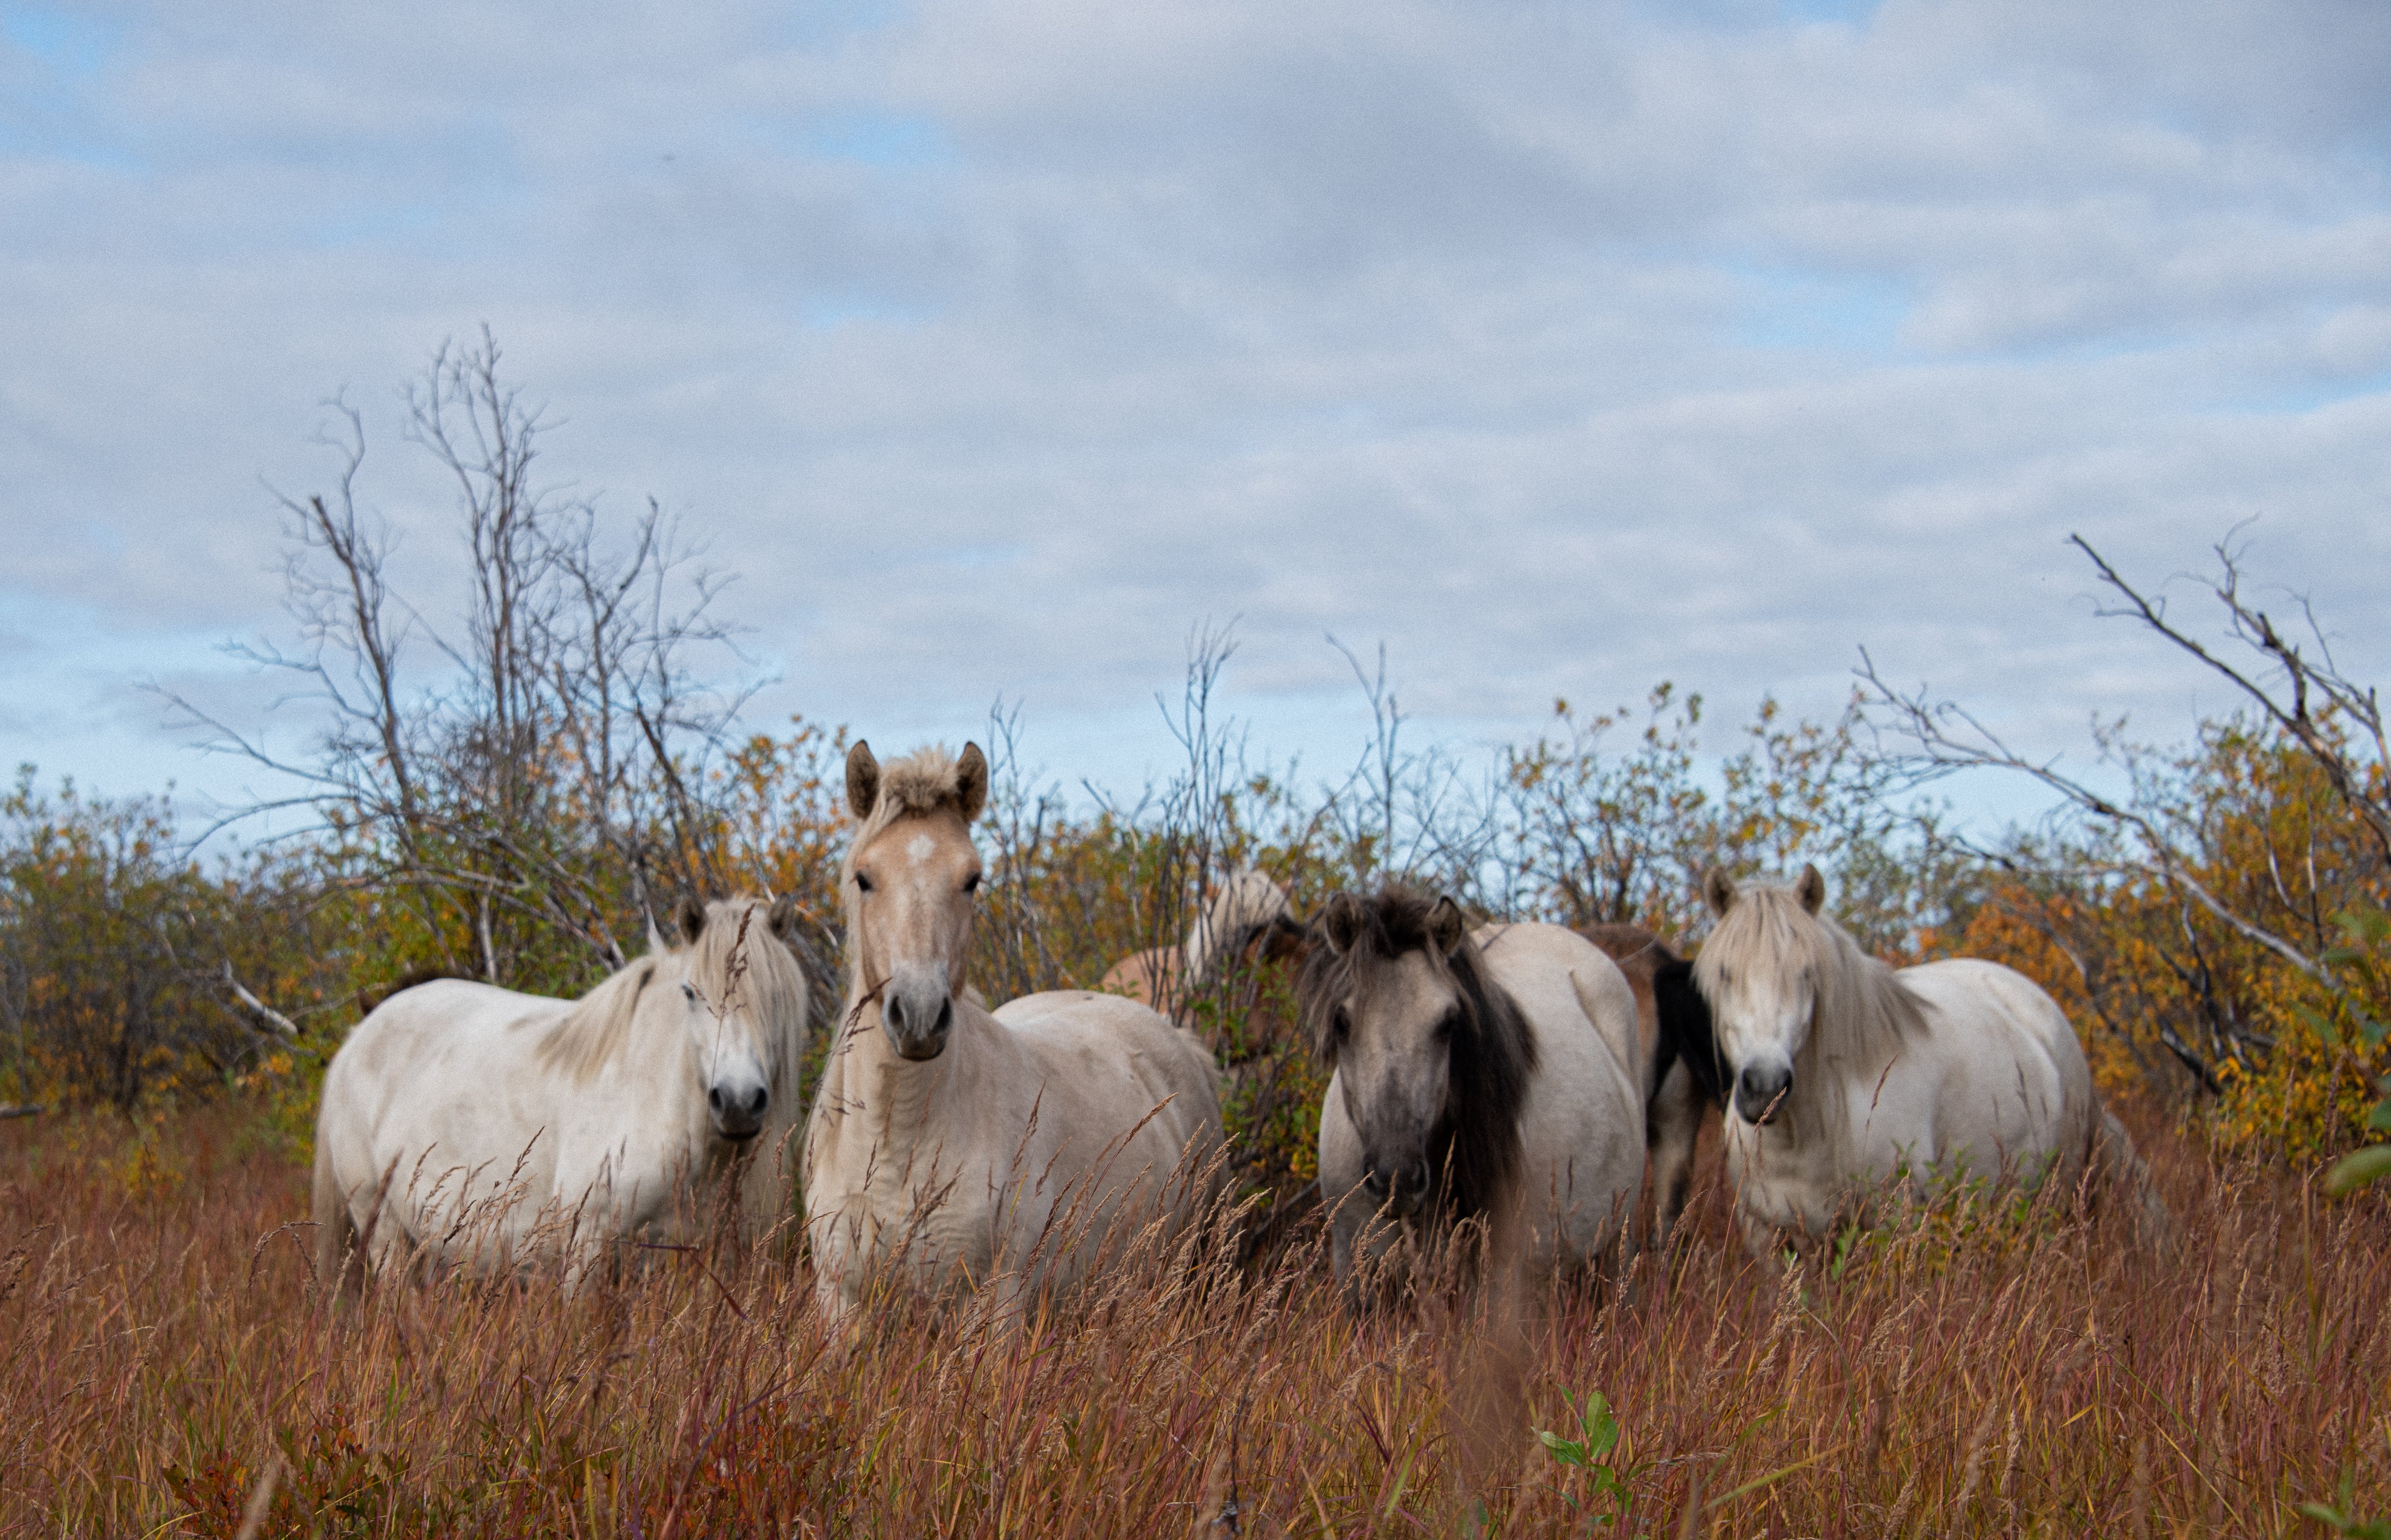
(1296, 886), (1538, 1226)
(1651, 957), (1729, 1111)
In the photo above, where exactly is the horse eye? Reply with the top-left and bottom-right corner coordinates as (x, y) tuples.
(1435, 1010), (1460, 1041)
(680, 983), (697, 1004)
(856, 872), (875, 894)
(962, 873), (981, 894)
(1331, 1007), (1351, 1041)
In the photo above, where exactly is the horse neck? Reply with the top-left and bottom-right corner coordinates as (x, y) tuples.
(1784, 931), (1906, 1158)
(614, 958), (706, 1131)
(812, 980), (965, 1160)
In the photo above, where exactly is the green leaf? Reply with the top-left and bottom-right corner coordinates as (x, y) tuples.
(2370, 1103), (2391, 1134)
(2325, 1145), (2391, 1196)
(1579, 1392), (1621, 1460)
(1539, 1430), (1588, 1467)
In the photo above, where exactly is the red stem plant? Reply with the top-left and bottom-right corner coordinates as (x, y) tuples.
(5, 1102), (2384, 1537)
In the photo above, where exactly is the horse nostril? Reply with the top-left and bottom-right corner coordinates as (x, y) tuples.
(707, 1086), (725, 1112)
(745, 1086), (768, 1117)
(885, 996), (905, 1032)
(934, 997), (953, 1036)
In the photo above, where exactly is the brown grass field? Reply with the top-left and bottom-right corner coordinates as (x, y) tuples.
(2, 1104), (2386, 1538)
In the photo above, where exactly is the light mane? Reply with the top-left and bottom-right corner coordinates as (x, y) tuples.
(536, 898), (808, 1083)
(839, 744), (977, 996)
(1694, 878), (1928, 1149)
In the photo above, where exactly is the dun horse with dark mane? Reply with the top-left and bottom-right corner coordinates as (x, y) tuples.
(1299, 889), (1646, 1295)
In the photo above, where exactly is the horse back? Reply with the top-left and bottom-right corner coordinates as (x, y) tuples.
(989, 989), (1222, 1138)
(1894, 957), (2096, 1166)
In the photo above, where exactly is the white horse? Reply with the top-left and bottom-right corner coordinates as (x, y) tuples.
(313, 896), (812, 1292)
(803, 741), (1226, 1331)
(1696, 866), (2172, 1260)
(1299, 888), (1646, 1292)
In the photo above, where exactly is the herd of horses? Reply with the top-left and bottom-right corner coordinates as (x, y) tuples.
(312, 739), (2175, 1322)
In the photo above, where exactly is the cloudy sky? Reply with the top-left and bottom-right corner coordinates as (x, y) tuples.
(3, 0), (2388, 819)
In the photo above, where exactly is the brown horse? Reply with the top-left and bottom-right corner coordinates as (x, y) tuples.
(1577, 924), (1724, 1252)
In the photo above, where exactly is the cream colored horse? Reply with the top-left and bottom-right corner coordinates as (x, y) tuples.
(313, 897), (811, 1292)
(803, 741), (1225, 1330)
(1299, 889), (1646, 1292)
(1098, 868), (1293, 1016)
(1697, 867), (2172, 1260)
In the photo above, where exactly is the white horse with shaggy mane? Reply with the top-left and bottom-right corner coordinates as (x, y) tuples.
(803, 740), (1225, 1331)
(1696, 866), (2173, 1261)
(313, 896), (812, 1292)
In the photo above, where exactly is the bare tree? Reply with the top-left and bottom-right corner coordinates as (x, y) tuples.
(1859, 530), (2390, 1102)
(166, 330), (762, 991)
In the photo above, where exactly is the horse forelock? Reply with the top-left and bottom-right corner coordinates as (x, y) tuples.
(1696, 877), (1925, 1148)
(688, 897), (810, 1060)
(536, 898), (808, 1084)
(1296, 886), (1537, 1223)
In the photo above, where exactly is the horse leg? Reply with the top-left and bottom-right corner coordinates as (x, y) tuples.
(1733, 1205), (1796, 1273)
(1646, 1061), (1703, 1257)
(2093, 1106), (2180, 1256)
(311, 1144), (369, 1304)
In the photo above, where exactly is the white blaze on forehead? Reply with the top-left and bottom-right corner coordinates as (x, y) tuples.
(906, 832), (936, 865)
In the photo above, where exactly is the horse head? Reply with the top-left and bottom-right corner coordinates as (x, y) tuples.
(842, 738), (989, 1061)
(1697, 864), (1827, 1127)
(672, 894), (810, 1141)
(1300, 887), (1533, 1224)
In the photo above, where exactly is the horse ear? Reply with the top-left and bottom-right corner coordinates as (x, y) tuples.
(1796, 863), (1826, 914)
(1320, 893), (1367, 955)
(1703, 867), (1736, 918)
(768, 892), (803, 948)
(956, 742), (989, 824)
(676, 894), (708, 945)
(1428, 895), (1468, 957)
(846, 740), (880, 820)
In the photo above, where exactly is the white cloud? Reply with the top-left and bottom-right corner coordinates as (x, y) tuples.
(1, 0), (2387, 811)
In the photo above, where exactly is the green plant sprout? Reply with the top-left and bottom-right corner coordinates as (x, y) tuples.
(1538, 1389), (1635, 1526)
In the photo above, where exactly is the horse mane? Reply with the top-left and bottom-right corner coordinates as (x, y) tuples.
(534, 956), (662, 1082)
(1184, 868), (1292, 982)
(536, 898), (810, 1083)
(1295, 886), (1538, 1225)
(1579, 923), (1732, 1112)
(1693, 877), (1926, 1147)
(1652, 958), (1729, 1110)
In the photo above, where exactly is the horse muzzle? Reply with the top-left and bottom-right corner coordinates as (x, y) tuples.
(708, 1081), (769, 1140)
(1360, 1160), (1432, 1219)
(1732, 1062), (1792, 1126)
(882, 985), (954, 1061)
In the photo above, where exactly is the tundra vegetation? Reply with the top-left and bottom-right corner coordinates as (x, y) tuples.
(1, 343), (2385, 1534)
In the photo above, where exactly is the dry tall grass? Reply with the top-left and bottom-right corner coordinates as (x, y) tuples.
(3, 1106), (2385, 1537)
